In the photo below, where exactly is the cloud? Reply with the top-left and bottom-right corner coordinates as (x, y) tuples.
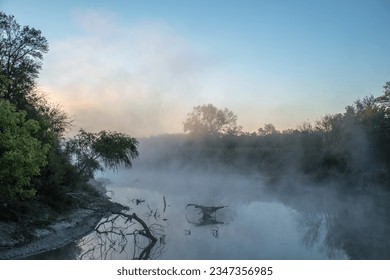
(41, 9), (215, 136)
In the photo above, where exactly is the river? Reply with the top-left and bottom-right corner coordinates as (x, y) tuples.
(33, 165), (390, 259)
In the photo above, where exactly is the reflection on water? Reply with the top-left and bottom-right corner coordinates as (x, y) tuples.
(277, 184), (390, 260)
(79, 211), (166, 260)
(30, 167), (390, 259)
(185, 204), (227, 226)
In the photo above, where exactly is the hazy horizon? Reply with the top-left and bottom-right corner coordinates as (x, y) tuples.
(2, 0), (390, 137)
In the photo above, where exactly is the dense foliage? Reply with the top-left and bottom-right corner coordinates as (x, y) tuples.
(0, 100), (49, 200)
(65, 129), (139, 178)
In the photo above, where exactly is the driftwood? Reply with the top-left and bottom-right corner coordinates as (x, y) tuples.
(64, 193), (163, 260)
(185, 204), (227, 226)
(81, 208), (163, 260)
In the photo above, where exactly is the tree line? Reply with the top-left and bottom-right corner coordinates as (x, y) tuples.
(146, 85), (390, 191)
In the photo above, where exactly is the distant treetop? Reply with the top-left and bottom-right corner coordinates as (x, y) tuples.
(183, 104), (242, 136)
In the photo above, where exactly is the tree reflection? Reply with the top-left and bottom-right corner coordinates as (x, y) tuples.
(296, 213), (327, 249)
(78, 211), (165, 260)
(295, 193), (390, 259)
(296, 212), (345, 258)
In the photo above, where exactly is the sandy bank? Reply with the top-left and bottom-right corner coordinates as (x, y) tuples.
(0, 199), (126, 260)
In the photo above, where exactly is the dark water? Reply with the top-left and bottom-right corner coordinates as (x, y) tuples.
(32, 167), (390, 260)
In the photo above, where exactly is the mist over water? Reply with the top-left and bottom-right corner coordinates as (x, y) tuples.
(30, 131), (390, 260)
(94, 165), (338, 260)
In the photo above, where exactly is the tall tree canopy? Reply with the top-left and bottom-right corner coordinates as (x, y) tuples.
(0, 12), (48, 105)
(375, 81), (390, 110)
(183, 104), (241, 136)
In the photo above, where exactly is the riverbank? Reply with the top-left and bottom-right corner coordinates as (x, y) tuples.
(0, 194), (127, 260)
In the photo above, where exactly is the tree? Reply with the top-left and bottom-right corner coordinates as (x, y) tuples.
(183, 104), (241, 136)
(258, 123), (279, 136)
(375, 81), (390, 110)
(0, 71), (10, 96)
(0, 12), (48, 105)
(65, 129), (139, 178)
(29, 93), (72, 137)
(0, 100), (49, 200)
(0, 13), (70, 140)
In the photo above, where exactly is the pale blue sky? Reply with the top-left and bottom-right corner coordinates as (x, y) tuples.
(1, 0), (390, 136)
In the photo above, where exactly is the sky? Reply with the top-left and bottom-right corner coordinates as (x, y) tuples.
(1, 0), (390, 137)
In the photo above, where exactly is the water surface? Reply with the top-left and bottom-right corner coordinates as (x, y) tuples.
(34, 167), (356, 259)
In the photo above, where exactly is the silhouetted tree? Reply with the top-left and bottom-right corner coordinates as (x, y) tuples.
(375, 81), (390, 109)
(258, 123), (278, 136)
(0, 12), (48, 105)
(1, 12), (70, 139)
(183, 104), (241, 136)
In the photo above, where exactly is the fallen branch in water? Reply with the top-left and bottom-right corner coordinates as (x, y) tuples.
(80, 202), (162, 260)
